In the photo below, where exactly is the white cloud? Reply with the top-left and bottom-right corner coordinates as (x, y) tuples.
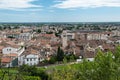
(10, 9), (42, 11)
(0, 0), (41, 10)
(53, 0), (120, 9)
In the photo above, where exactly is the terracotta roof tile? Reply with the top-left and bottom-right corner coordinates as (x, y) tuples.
(1, 57), (12, 63)
(4, 53), (18, 57)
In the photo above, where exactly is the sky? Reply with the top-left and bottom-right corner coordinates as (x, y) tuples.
(0, 0), (120, 22)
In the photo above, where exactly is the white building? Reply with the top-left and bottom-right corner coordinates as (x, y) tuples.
(19, 54), (39, 66)
(2, 46), (25, 56)
(87, 33), (108, 40)
(18, 32), (34, 41)
(5, 32), (34, 41)
(77, 31), (113, 40)
(116, 40), (120, 44)
(18, 49), (44, 66)
(112, 30), (120, 36)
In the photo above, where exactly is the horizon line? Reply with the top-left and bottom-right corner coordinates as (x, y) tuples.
(0, 21), (120, 24)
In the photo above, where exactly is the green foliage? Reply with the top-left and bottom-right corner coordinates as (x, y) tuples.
(49, 50), (77, 64)
(36, 69), (48, 80)
(94, 51), (115, 80)
(49, 56), (57, 64)
(50, 47), (120, 80)
(56, 47), (64, 61)
(36, 29), (41, 33)
(23, 76), (41, 80)
(7, 36), (15, 39)
(46, 32), (53, 34)
(18, 64), (48, 80)
(18, 64), (37, 76)
(55, 33), (59, 37)
(2, 46), (120, 80)
(114, 46), (120, 63)
(50, 66), (76, 80)
(64, 54), (78, 62)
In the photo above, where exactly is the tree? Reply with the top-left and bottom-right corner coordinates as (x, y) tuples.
(56, 47), (64, 62)
(36, 29), (41, 33)
(50, 66), (75, 80)
(49, 56), (57, 64)
(114, 46), (120, 63)
(55, 33), (59, 37)
(7, 36), (15, 39)
(18, 65), (48, 80)
(46, 32), (53, 34)
(113, 46), (120, 80)
(64, 54), (78, 62)
(18, 65), (37, 76)
(94, 50), (115, 80)
(50, 47), (120, 80)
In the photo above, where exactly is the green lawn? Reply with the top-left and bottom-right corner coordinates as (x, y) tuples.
(45, 62), (81, 71)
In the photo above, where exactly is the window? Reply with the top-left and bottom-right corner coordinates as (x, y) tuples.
(9, 49), (11, 51)
(27, 59), (29, 61)
(7, 48), (11, 51)
(63, 35), (66, 37)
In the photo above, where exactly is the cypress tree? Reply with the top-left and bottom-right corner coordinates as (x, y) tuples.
(57, 46), (64, 61)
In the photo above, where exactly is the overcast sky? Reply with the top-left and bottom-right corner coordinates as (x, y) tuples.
(0, 0), (120, 22)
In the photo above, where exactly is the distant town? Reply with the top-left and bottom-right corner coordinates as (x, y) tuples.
(0, 22), (120, 67)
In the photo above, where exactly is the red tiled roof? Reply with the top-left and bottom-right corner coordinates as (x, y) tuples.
(5, 53), (18, 57)
(40, 34), (55, 37)
(1, 57), (12, 63)
(0, 46), (4, 50)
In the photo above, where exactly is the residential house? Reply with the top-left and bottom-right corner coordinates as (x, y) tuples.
(18, 48), (44, 66)
(5, 31), (34, 41)
(2, 45), (25, 56)
(76, 30), (113, 40)
(18, 32), (34, 41)
(1, 53), (18, 67)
